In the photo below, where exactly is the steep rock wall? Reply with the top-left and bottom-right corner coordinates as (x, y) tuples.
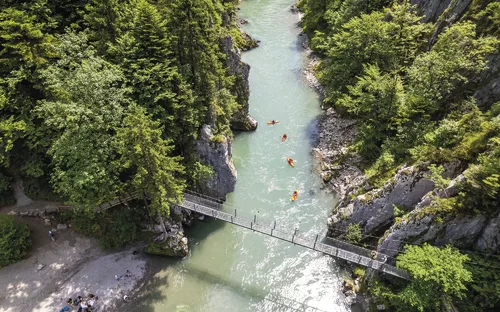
(328, 166), (435, 236)
(221, 36), (258, 131)
(196, 125), (237, 199)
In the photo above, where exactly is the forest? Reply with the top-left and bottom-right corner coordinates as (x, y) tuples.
(298, 0), (499, 311)
(0, 0), (246, 216)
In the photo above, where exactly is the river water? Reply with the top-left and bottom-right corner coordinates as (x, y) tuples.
(129, 0), (347, 311)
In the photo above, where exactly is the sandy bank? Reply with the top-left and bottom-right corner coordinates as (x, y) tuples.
(0, 214), (149, 312)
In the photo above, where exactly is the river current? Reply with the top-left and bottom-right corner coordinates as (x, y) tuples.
(129, 0), (348, 311)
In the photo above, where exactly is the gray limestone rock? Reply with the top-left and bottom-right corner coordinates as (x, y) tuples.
(220, 36), (257, 131)
(377, 174), (499, 256)
(57, 224), (68, 230)
(196, 125), (237, 199)
(329, 166), (435, 236)
(475, 214), (500, 252)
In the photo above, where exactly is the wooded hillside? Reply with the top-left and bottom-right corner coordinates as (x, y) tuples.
(0, 0), (245, 215)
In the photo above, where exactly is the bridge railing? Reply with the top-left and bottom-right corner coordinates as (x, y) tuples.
(178, 195), (411, 280)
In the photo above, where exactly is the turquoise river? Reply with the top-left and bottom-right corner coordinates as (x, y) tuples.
(129, 0), (349, 310)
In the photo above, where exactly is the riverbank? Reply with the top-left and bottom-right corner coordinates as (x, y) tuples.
(0, 211), (149, 312)
(296, 8), (365, 207)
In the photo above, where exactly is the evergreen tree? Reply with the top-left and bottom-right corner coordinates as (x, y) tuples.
(116, 104), (185, 217)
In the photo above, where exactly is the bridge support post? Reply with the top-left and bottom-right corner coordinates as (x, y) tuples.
(234, 209), (237, 217)
(254, 215), (256, 224)
(313, 234), (318, 249)
(230, 216), (233, 223)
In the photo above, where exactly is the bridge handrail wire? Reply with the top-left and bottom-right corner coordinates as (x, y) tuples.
(180, 194), (391, 263)
(179, 197), (410, 280)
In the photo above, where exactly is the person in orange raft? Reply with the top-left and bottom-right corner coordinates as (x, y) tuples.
(286, 157), (295, 167)
(292, 190), (299, 201)
(282, 134), (288, 142)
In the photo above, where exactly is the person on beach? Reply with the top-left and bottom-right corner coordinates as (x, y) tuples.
(126, 270), (131, 277)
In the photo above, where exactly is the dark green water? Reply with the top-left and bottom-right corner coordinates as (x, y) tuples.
(128, 0), (348, 311)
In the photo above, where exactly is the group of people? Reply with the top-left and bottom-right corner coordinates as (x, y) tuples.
(63, 294), (97, 312)
(268, 120), (298, 201)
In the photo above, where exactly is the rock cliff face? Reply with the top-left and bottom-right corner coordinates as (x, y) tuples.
(328, 166), (435, 236)
(378, 174), (500, 256)
(220, 36), (258, 131)
(196, 125), (237, 199)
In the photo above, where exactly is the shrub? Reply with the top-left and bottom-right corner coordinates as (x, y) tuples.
(71, 209), (103, 237)
(100, 208), (144, 250)
(0, 215), (32, 267)
(345, 223), (363, 244)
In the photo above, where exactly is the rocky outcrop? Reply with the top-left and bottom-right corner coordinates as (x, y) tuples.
(426, 0), (472, 46)
(196, 125), (237, 199)
(378, 174), (500, 256)
(220, 36), (258, 131)
(410, 0), (465, 23)
(144, 207), (194, 257)
(328, 166), (435, 236)
(13, 177), (32, 207)
(314, 108), (365, 202)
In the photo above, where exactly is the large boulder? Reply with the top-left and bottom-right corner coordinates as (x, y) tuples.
(196, 125), (237, 199)
(144, 232), (189, 257)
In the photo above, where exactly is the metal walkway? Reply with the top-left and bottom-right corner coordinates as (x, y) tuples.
(85, 190), (410, 280)
(179, 193), (411, 281)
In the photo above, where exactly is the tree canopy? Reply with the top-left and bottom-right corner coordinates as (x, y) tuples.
(0, 0), (244, 213)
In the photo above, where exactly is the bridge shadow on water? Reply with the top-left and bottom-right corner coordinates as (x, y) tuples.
(128, 255), (332, 312)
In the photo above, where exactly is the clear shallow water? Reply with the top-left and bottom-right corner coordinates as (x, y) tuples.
(128, 0), (347, 311)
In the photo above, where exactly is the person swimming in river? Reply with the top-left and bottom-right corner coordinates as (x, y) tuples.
(282, 134), (288, 142)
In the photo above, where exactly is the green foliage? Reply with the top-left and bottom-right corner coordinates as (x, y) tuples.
(116, 105), (185, 216)
(397, 244), (472, 297)
(427, 164), (450, 191)
(68, 204), (146, 250)
(353, 266), (366, 278)
(371, 244), (472, 312)
(72, 209), (103, 237)
(0, 0), (242, 211)
(345, 223), (362, 244)
(0, 215), (32, 267)
(100, 208), (144, 249)
(36, 31), (126, 208)
(459, 254), (500, 311)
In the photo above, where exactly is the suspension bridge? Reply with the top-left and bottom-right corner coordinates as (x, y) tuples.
(84, 190), (410, 280)
(179, 191), (410, 280)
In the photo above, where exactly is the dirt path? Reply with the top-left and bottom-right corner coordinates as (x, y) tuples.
(0, 207), (149, 312)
